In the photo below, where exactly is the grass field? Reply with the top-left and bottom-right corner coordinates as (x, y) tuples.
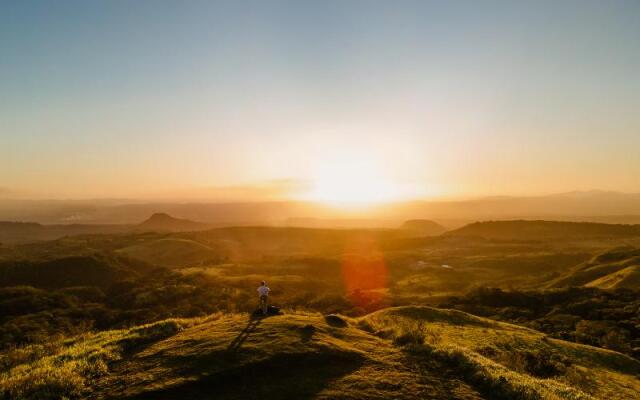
(2, 306), (638, 400)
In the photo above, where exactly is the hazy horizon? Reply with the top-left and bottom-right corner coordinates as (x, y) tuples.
(0, 187), (639, 204)
(3, 1), (640, 202)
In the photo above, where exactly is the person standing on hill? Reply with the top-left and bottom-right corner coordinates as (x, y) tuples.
(257, 281), (270, 315)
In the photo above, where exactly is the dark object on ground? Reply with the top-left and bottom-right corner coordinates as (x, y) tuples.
(324, 314), (347, 327)
(267, 305), (282, 315)
(252, 305), (282, 317)
(299, 324), (316, 342)
(301, 324), (316, 333)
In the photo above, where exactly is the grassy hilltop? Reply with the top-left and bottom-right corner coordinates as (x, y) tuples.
(2, 306), (638, 400)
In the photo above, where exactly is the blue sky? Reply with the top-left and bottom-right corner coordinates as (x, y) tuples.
(1, 1), (639, 200)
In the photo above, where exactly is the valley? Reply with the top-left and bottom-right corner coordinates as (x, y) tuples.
(0, 218), (639, 399)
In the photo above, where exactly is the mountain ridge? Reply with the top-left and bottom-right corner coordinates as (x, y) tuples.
(3, 190), (640, 225)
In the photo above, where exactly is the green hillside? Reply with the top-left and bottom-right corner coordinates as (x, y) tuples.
(2, 307), (638, 400)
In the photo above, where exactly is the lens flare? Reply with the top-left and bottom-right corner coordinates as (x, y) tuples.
(341, 233), (389, 311)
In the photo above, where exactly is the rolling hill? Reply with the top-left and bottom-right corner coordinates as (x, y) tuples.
(136, 213), (212, 233)
(2, 306), (639, 399)
(116, 237), (223, 267)
(550, 247), (640, 289)
(104, 225), (402, 266)
(447, 220), (640, 241)
(0, 253), (154, 289)
(189, 226), (402, 262)
(0, 221), (130, 244)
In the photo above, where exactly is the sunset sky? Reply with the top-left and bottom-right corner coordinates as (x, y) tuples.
(1, 1), (639, 202)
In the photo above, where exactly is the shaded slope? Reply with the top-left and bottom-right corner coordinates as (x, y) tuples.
(0, 253), (153, 289)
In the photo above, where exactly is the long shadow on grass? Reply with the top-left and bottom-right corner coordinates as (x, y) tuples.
(227, 315), (262, 352)
(124, 351), (365, 400)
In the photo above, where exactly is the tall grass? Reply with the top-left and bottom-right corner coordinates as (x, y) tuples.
(364, 314), (593, 400)
(0, 317), (210, 400)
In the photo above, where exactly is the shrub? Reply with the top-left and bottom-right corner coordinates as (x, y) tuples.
(0, 341), (63, 372)
(1, 361), (85, 400)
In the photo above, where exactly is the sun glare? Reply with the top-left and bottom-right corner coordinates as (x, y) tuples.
(304, 154), (408, 206)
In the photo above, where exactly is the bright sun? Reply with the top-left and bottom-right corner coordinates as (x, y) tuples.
(304, 154), (408, 206)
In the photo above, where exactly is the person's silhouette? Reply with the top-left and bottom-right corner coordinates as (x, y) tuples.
(257, 281), (270, 315)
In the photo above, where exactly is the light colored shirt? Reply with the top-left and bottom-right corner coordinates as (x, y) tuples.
(258, 286), (270, 296)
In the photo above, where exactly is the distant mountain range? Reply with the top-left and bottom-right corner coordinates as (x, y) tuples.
(2, 190), (640, 226)
(0, 213), (213, 244)
(1, 190), (640, 244)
